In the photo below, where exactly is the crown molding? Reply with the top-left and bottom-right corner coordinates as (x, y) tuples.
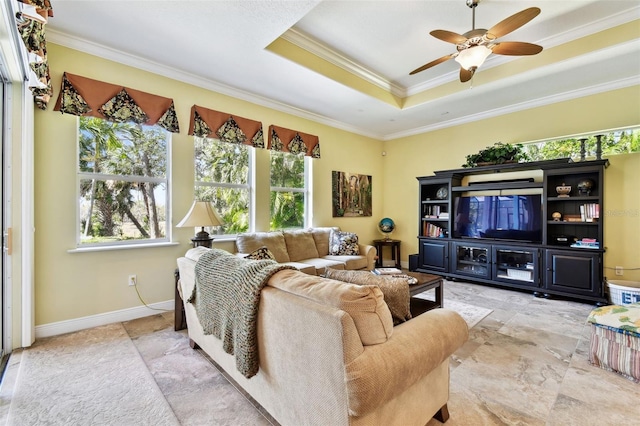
(280, 28), (406, 98)
(385, 75), (640, 141)
(47, 29), (384, 140)
(47, 27), (639, 143)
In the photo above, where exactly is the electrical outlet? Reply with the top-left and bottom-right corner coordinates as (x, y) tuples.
(128, 275), (137, 286)
(615, 266), (624, 276)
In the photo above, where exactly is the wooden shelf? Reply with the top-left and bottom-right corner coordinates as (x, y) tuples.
(452, 181), (543, 192)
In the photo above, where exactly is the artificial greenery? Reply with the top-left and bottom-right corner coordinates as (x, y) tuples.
(462, 142), (529, 168)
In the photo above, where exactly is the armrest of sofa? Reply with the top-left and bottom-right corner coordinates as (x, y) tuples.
(344, 308), (468, 416)
(358, 244), (376, 270)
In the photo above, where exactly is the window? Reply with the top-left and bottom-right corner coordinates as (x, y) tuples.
(78, 117), (170, 246)
(194, 137), (250, 235)
(523, 128), (639, 161)
(270, 150), (309, 230)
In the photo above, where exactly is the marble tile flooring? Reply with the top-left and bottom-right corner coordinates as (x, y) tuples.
(3, 280), (640, 425)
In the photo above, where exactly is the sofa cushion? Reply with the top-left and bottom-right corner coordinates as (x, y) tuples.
(245, 246), (276, 261)
(323, 255), (369, 271)
(185, 246), (210, 262)
(283, 230), (319, 262)
(297, 258), (346, 275)
(329, 230), (360, 255)
(280, 261), (318, 275)
(268, 269), (393, 345)
(324, 269), (412, 325)
(236, 231), (290, 263)
(311, 227), (339, 256)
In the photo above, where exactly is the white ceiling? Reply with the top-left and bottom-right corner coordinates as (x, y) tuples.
(46, 0), (640, 140)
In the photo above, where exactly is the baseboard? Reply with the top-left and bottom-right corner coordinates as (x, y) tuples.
(34, 300), (174, 340)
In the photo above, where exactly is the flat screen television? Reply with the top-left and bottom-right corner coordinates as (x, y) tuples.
(453, 195), (542, 243)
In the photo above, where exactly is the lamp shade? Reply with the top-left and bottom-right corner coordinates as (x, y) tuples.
(454, 45), (492, 71)
(176, 201), (224, 228)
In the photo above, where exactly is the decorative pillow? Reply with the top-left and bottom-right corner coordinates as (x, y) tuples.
(329, 230), (360, 256)
(268, 269), (393, 345)
(283, 230), (319, 262)
(245, 246), (276, 261)
(236, 231), (290, 263)
(324, 269), (412, 325)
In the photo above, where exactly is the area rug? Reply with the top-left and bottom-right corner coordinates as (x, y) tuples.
(6, 323), (179, 426)
(413, 293), (492, 328)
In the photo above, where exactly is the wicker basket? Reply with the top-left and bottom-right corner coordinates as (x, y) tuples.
(607, 280), (640, 305)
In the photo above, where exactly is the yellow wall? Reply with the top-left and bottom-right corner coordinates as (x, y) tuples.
(383, 86), (640, 281)
(34, 43), (383, 326)
(33, 42), (640, 329)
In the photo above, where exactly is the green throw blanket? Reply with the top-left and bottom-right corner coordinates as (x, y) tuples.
(188, 248), (295, 378)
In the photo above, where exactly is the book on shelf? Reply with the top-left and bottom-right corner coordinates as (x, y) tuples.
(579, 203), (599, 222)
(571, 238), (599, 249)
(373, 268), (403, 275)
(424, 205), (447, 218)
(423, 222), (444, 237)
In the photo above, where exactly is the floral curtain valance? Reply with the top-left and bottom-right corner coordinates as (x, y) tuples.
(268, 125), (321, 158)
(53, 72), (180, 133)
(16, 0), (54, 110)
(188, 105), (264, 148)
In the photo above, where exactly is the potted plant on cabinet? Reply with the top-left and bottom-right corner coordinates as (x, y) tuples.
(463, 142), (529, 168)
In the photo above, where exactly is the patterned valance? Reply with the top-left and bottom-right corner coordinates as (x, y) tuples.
(16, 0), (54, 110)
(268, 125), (321, 158)
(53, 72), (180, 133)
(188, 105), (264, 147)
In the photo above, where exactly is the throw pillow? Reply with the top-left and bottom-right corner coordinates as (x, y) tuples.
(324, 269), (411, 325)
(329, 230), (360, 256)
(245, 246), (276, 261)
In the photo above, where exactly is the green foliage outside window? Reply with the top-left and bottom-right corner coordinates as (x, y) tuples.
(78, 117), (168, 245)
(522, 129), (639, 161)
(194, 137), (249, 235)
(270, 151), (306, 230)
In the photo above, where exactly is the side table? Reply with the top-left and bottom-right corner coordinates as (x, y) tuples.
(406, 271), (443, 317)
(174, 269), (187, 331)
(373, 239), (401, 269)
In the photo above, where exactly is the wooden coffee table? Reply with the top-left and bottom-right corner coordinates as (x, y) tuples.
(404, 271), (444, 316)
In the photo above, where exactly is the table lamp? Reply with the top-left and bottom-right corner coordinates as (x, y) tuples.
(176, 201), (224, 248)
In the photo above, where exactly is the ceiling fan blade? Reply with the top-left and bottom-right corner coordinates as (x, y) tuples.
(460, 67), (475, 83)
(487, 7), (541, 39)
(430, 29), (468, 44)
(492, 41), (543, 56)
(409, 54), (455, 75)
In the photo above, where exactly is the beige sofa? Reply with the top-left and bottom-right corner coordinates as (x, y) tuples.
(235, 227), (376, 275)
(177, 247), (468, 426)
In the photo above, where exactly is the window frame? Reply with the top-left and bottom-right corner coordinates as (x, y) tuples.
(193, 136), (254, 238)
(269, 151), (311, 230)
(75, 117), (172, 248)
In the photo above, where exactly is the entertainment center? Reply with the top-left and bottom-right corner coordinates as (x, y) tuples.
(416, 158), (608, 304)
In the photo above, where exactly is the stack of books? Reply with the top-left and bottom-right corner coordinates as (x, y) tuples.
(570, 238), (599, 249)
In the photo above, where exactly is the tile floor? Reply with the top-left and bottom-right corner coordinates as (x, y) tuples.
(3, 280), (640, 425)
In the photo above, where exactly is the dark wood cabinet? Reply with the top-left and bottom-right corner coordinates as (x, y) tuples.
(451, 241), (491, 279)
(544, 250), (601, 300)
(492, 245), (540, 289)
(418, 239), (449, 273)
(416, 158), (607, 304)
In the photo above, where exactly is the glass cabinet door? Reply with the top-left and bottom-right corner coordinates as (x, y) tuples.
(493, 246), (539, 287)
(452, 243), (490, 278)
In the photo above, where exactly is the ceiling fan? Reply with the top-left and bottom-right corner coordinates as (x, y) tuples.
(409, 0), (543, 82)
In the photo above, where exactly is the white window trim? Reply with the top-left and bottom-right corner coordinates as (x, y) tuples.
(193, 139), (254, 237)
(269, 152), (312, 229)
(76, 119), (172, 249)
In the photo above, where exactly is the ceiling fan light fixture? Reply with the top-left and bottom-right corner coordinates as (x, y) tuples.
(454, 45), (492, 70)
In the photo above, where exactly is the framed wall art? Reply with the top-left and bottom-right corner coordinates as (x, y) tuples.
(332, 171), (372, 217)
